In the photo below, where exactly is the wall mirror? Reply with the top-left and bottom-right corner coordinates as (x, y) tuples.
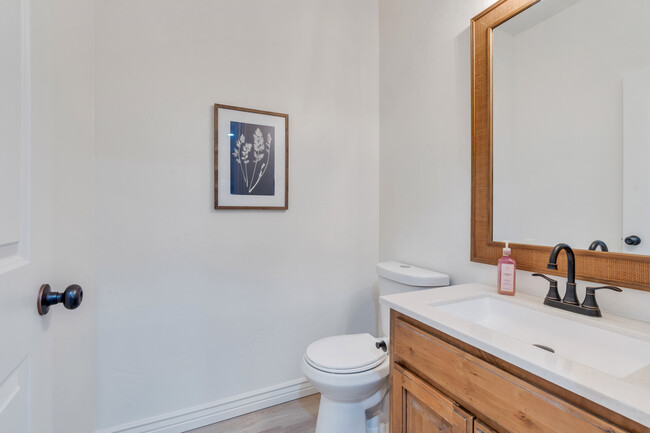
(471, 0), (650, 291)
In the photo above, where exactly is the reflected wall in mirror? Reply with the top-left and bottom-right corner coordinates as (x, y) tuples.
(470, 0), (650, 291)
(492, 0), (650, 255)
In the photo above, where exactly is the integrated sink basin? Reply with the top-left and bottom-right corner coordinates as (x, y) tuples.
(430, 295), (650, 378)
(381, 283), (650, 426)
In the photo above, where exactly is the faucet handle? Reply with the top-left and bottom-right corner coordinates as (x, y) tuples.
(532, 273), (561, 302)
(582, 286), (622, 316)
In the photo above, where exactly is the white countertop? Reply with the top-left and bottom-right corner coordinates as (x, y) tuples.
(380, 283), (650, 427)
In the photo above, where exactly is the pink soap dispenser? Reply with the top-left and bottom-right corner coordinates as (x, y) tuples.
(497, 241), (516, 296)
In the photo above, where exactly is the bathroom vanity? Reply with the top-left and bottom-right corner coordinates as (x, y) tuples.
(381, 284), (650, 433)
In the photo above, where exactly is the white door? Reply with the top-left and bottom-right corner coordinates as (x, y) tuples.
(0, 0), (95, 431)
(623, 65), (650, 255)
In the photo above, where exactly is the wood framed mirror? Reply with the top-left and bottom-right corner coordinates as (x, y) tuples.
(470, 0), (650, 291)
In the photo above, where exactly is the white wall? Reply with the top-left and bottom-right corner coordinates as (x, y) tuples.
(378, 0), (650, 321)
(379, 0), (491, 283)
(94, 0), (379, 430)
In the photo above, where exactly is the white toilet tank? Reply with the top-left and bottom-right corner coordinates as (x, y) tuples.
(377, 261), (449, 337)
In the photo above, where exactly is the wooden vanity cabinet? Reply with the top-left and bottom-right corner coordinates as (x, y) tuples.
(389, 310), (646, 433)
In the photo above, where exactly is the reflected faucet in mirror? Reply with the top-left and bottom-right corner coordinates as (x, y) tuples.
(533, 243), (622, 317)
(588, 240), (609, 252)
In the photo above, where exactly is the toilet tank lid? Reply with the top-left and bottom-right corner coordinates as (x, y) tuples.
(376, 261), (449, 287)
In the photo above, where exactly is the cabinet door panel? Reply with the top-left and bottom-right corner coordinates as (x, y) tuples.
(406, 392), (455, 432)
(391, 365), (473, 433)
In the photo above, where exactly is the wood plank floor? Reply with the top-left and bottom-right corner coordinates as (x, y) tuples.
(186, 394), (320, 433)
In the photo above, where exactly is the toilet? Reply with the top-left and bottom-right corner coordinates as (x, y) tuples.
(301, 261), (449, 433)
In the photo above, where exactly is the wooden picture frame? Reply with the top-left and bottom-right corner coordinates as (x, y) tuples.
(214, 104), (289, 210)
(471, 0), (650, 292)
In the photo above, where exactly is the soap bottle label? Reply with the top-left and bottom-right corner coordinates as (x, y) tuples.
(500, 264), (515, 293)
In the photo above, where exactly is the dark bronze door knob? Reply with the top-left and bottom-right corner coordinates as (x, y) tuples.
(37, 284), (83, 316)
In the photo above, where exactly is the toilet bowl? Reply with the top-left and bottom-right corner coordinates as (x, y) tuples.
(302, 262), (449, 433)
(301, 333), (389, 433)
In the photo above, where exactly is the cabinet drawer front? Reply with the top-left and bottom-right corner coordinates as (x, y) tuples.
(393, 318), (630, 433)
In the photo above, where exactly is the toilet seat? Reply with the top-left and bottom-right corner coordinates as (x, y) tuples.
(305, 333), (387, 374)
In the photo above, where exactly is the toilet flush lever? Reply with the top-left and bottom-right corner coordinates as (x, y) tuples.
(375, 340), (388, 352)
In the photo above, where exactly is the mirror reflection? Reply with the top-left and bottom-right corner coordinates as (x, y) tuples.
(492, 0), (650, 254)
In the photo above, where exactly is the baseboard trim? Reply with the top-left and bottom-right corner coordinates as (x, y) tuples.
(96, 377), (317, 433)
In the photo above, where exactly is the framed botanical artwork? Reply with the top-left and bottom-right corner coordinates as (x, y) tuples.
(214, 104), (288, 210)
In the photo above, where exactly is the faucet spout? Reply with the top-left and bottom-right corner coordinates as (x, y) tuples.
(547, 243), (575, 283)
(547, 243), (578, 305)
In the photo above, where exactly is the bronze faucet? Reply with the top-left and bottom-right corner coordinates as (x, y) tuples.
(533, 243), (621, 317)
